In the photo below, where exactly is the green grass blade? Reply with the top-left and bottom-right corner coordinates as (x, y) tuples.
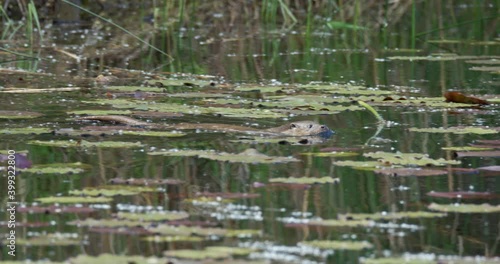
(61, 0), (173, 61)
(358, 101), (384, 123)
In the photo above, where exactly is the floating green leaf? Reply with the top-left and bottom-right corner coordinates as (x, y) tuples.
(28, 140), (144, 148)
(68, 110), (133, 115)
(206, 246), (256, 255)
(301, 151), (359, 157)
(428, 203), (500, 213)
(363, 152), (461, 166)
(143, 236), (203, 242)
(332, 160), (383, 170)
(70, 253), (169, 264)
(164, 249), (231, 260)
(148, 149), (215, 157)
(145, 79), (211, 87)
(0, 127), (52, 135)
(117, 211), (189, 221)
(68, 218), (144, 227)
(36, 196), (112, 204)
(17, 233), (81, 246)
(340, 211), (446, 220)
(20, 162), (89, 174)
(409, 127), (498, 135)
(307, 219), (374, 227)
(301, 240), (373, 250)
(269, 176), (339, 184)
(442, 146), (494, 151)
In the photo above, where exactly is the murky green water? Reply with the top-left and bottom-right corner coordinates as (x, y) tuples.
(1, 1), (499, 263)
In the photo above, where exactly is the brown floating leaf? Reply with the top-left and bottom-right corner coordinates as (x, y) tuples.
(478, 166), (500, 172)
(109, 177), (184, 185)
(195, 192), (260, 199)
(427, 192), (500, 199)
(476, 139), (500, 145)
(374, 168), (447, 177)
(17, 205), (95, 214)
(444, 91), (490, 105)
(455, 151), (500, 158)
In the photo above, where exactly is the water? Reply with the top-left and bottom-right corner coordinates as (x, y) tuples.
(0, 1), (499, 263)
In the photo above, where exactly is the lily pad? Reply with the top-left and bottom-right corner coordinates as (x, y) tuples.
(301, 240), (373, 250)
(68, 110), (133, 115)
(301, 151), (359, 157)
(17, 205), (95, 214)
(28, 140), (144, 148)
(17, 233), (81, 246)
(269, 176), (339, 184)
(142, 235), (203, 242)
(68, 218), (144, 227)
(340, 211), (446, 220)
(307, 219), (374, 227)
(0, 127), (52, 134)
(428, 203), (500, 213)
(442, 146), (494, 151)
(364, 152), (461, 166)
(70, 253), (169, 264)
(332, 160), (384, 170)
(148, 149), (215, 157)
(19, 162), (89, 174)
(108, 177), (184, 185)
(454, 151), (500, 158)
(145, 79), (211, 87)
(206, 246), (256, 255)
(374, 168), (447, 177)
(36, 196), (112, 204)
(117, 211), (189, 221)
(409, 127), (498, 134)
(388, 54), (500, 61)
(164, 249), (231, 260)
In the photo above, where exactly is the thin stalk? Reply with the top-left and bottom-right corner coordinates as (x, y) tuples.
(411, 0), (416, 50)
(358, 101), (385, 123)
(0, 47), (44, 60)
(28, 0), (43, 41)
(60, 0), (173, 61)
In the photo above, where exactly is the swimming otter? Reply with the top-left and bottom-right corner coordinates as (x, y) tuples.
(76, 116), (334, 137)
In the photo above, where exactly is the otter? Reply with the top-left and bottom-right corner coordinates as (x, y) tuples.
(76, 116), (333, 138)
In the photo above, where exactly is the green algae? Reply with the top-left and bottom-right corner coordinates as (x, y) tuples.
(70, 253), (169, 264)
(68, 109), (133, 115)
(269, 176), (339, 184)
(341, 211), (447, 220)
(428, 203), (500, 213)
(0, 127), (52, 134)
(301, 240), (373, 250)
(410, 127), (498, 135)
(36, 196), (112, 204)
(28, 140), (144, 148)
(363, 151), (461, 166)
(117, 211), (189, 221)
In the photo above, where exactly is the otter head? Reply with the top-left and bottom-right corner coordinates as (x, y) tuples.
(282, 121), (334, 138)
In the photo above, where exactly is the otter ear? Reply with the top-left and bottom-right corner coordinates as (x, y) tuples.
(290, 123), (297, 128)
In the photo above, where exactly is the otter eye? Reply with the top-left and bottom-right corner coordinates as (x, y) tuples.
(290, 123), (297, 128)
(308, 124), (313, 129)
(321, 125), (326, 129)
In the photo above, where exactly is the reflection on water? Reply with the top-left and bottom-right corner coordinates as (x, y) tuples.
(0, 1), (499, 262)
